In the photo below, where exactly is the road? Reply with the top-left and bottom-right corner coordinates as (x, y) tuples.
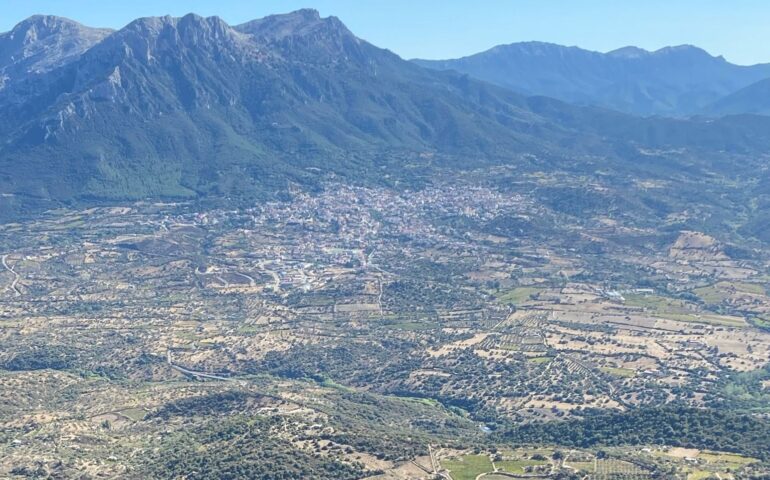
(377, 277), (384, 316)
(428, 445), (453, 480)
(1, 254), (21, 296)
(166, 350), (242, 383)
(258, 260), (281, 292)
(235, 272), (256, 287)
(366, 251), (395, 317)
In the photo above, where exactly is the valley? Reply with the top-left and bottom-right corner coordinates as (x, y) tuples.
(2, 7), (770, 480)
(2, 168), (770, 478)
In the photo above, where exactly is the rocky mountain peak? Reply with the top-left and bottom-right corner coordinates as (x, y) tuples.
(236, 9), (352, 43)
(606, 46), (650, 59)
(0, 15), (112, 74)
(235, 9), (363, 65)
(86, 13), (253, 70)
(8, 15), (84, 44)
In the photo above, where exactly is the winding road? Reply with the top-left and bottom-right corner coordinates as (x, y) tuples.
(258, 260), (282, 292)
(1, 254), (21, 296)
(166, 350), (242, 383)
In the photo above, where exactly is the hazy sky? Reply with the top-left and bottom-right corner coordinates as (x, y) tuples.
(2, 0), (769, 65)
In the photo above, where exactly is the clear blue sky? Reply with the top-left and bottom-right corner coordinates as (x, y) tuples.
(2, 0), (769, 65)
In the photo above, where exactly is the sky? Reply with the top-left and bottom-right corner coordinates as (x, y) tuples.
(1, 0), (769, 65)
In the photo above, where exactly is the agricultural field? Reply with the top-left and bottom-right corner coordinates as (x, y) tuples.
(2, 177), (770, 477)
(594, 459), (650, 478)
(496, 287), (544, 305)
(435, 446), (764, 480)
(441, 454), (495, 480)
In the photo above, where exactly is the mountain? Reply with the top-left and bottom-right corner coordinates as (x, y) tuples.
(0, 11), (582, 204)
(413, 42), (770, 116)
(707, 77), (770, 116)
(0, 15), (112, 89)
(0, 10), (613, 210)
(1, 11), (770, 219)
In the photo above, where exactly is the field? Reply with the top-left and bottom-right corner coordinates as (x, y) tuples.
(495, 459), (548, 474)
(600, 367), (636, 378)
(2, 182), (770, 477)
(594, 459), (649, 478)
(496, 287), (542, 305)
(433, 447), (764, 480)
(442, 454), (494, 480)
(623, 294), (747, 326)
(693, 282), (767, 304)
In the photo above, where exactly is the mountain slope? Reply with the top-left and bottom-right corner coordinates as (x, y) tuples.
(0, 11), (595, 205)
(0, 11), (770, 219)
(707, 77), (770, 116)
(0, 15), (112, 90)
(414, 42), (770, 116)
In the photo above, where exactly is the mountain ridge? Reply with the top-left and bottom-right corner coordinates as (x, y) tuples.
(1, 11), (770, 220)
(0, 14), (112, 92)
(0, 10), (568, 210)
(707, 77), (770, 116)
(413, 41), (770, 116)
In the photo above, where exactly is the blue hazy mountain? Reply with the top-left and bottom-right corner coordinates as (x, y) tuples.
(414, 42), (770, 116)
(707, 77), (770, 116)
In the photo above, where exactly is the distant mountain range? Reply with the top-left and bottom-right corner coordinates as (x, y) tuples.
(414, 42), (770, 116)
(1, 11), (770, 218)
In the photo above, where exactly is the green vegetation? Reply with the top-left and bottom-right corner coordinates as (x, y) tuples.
(528, 356), (553, 365)
(496, 458), (548, 474)
(750, 316), (770, 331)
(624, 294), (745, 326)
(119, 408), (146, 421)
(693, 282), (766, 305)
(149, 391), (272, 420)
(624, 293), (691, 312)
(496, 287), (541, 305)
(319, 375), (356, 392)
(442, 454), (494, 480)
(143, 415), (366, 480)
(387, 320), (439, 331)
(600, 367), (636, 378)
(698, 451), (758, 466)
(501, 407), (770, 460)
(717, 364), (770, 412)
